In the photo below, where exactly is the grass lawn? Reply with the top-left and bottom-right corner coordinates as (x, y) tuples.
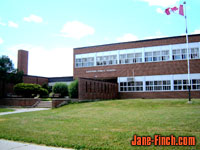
(0, 99), (199, 150)
(0, 108), (14, 113)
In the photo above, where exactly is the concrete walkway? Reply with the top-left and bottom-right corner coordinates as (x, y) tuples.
(0, 108), (50, 116)
(0, 139), (73, 150)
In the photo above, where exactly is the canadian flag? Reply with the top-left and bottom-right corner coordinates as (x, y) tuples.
(165, 5), (184, 16)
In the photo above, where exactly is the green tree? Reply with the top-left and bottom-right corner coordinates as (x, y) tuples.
(0, 55), (23, 97)
(53, 83), (68, 98)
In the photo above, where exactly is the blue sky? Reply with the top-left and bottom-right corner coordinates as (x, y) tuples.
(0, 0), (200, 77)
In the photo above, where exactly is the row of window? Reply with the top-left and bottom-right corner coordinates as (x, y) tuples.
(145, 50), (170, 62)
(119, 79), (200, 92)
(96, 55), (117, 66)
(172, 48), (199, 60)
(75, 47), (199, 68)
(174, 79), (200, 90)
(119, 53), (142, 64)
(76, 57), (94, 67)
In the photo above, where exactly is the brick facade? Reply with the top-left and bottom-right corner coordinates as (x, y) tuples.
(74, 59), (200, 79)
(23, 75), (48, 85)
(18, 50), (28, 75)
(74, 34), (200, 79)
(119, 91), (200, 99)
(78, 78), (118, 100)
(0, 98), (39, 107)
(74, 34), (200, 99)
(74, 34), (200, 54)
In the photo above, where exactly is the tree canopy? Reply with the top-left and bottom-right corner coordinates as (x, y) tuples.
(0, 55), (23, 83)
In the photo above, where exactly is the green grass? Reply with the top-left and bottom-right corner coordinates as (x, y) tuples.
(0, 99), (199, 150)
(0, 108), (14, 113)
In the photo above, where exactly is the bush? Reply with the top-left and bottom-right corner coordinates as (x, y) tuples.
(14, 83), (48, 98)
(53, 83), (68, 97)
(42, 83), (52, 93)
(68, 80), (78, 98)
(38, 87), (49, 97)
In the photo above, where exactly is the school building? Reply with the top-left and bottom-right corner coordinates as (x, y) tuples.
(73, 34), (200, 99)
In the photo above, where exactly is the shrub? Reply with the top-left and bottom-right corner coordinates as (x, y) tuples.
(68, 80), (78, 98)
(53, 83), (68, 97)
(14, 83), (48, 98)
(38, 87), (49, 97)
(42, 83), (52, 93)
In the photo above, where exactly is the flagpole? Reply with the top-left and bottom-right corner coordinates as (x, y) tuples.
(184, 1), (192, 103)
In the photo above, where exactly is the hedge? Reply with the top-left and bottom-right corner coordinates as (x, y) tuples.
(14, 83), (48, 98)
(68, 80), (78, 98)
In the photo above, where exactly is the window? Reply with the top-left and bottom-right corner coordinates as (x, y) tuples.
(192, 79), (200, 90)
(145, 52), (153, 62)
(190, 48), (199, 59)
(119, 81), (143, 92)
(146, 81), (154, 91)
(119, 53), (142, 64)
(146, 80), (171, 91)
(75, 57), (94, 68)
(145, 50), (169, 62)
(96, 55), (117, 66)
(172, 48), (199, 60)
(75, 58), (82, 68)
(174, 79), (200, 91)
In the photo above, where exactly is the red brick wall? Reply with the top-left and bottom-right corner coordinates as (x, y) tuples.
(78, 78), (118, 100)
(73, 34), (200, 79)
(23, 75), (48, 85)
(18, 50), (28, 75)
(0, 80), (15, 98)
(74, 34), (200, 54)
(0, 98), (39, 106)
(0, 76), (48, 98)
(74, 59), (200, 79)
(52, 99), (69, 108)
(119, 91), (200, 99)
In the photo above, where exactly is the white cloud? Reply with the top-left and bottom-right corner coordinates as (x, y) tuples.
(6, 44), (73, 77)
(8, 21), (19, 28)
(60, 21), (95, 39)
(156, 8), (164, 14)
(191, 29), (200, 34)
(24, 14), (43, 23)
(116, 33), (138, 42)
(0, 22), (6, 26)
(0, 37), (3, 44)
(140, 0), (180, 7)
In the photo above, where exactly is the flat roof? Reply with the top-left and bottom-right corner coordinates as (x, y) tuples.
(74, 34), (200, 50)
(48, 76), (74, 82)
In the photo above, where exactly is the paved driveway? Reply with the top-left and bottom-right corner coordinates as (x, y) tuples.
(0, 108), (50, 116)
(0, 139), (73, 150)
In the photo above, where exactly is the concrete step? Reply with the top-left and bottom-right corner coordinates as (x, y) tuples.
(36, 101), (52, 108)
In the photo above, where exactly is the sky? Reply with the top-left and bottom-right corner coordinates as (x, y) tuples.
(0, 0), (200, 77)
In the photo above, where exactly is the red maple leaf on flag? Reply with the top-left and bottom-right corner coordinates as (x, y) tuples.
(171, 6), (178, 12)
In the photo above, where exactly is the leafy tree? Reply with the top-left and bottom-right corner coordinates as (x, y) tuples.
(53, 83), (68, 98)
(0, 55), (15, 76)
(0, 55), (23, 97)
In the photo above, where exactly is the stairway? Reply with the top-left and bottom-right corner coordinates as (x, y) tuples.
(36, 101), (52, 108)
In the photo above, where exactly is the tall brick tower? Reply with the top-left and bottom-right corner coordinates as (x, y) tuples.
(17, 50), (28, 75)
